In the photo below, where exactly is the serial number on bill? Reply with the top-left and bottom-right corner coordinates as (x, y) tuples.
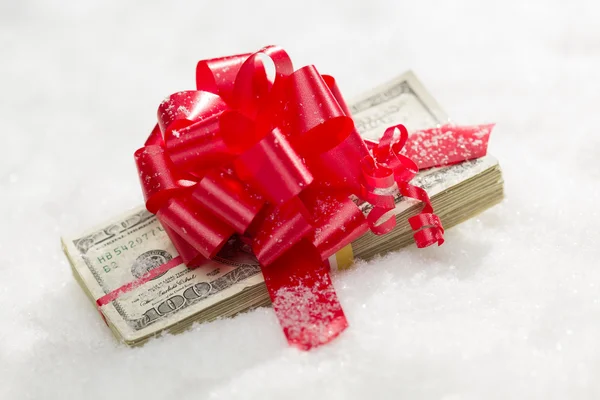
(95, 226), (166, 265)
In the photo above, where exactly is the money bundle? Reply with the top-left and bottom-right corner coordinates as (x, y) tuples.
(62, 71), (504, 346)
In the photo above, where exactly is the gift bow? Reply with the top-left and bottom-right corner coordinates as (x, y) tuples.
(134, 45), (492, 349)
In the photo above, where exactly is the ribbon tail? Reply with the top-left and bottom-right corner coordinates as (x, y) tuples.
(261, 240), (348, 350)
(403, 124), (494, 170)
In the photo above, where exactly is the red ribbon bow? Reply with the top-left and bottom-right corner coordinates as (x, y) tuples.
(134, 45), (492, 349)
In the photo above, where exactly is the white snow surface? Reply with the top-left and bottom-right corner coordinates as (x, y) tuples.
(2, 0), (600, 398)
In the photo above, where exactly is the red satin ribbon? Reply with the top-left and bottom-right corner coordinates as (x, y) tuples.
(132, 45), (493, 349)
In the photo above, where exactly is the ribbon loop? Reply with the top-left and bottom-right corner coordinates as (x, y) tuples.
(134, 145), (185, 213)
(145, 124), (165, 146)
(321, 74), (353, 117)
(161, 223), (203, 266)
(228, 46), (293, 120)
(234, 128), (313, 205)
(252, 198), (313, 266)
(281, 65), (354, 156)
(366, 206), (397, 235)
(412, 224), (445, 248)
(361, 156), (395, 190)
(196, 52), (252, 100)
(307, 129), (371, 193)
(302, 191), (369, 260)
(191, 170), (264, 234)
(165, 118), (230, 174)
(157, 197), (234, 259)
(158, 91), (226, 137)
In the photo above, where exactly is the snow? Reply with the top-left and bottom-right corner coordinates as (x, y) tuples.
(2, 0), (600, 398)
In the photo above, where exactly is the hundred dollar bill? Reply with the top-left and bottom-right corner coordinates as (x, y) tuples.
(62, 71), (503, 345)
(63, 215), (266, 344)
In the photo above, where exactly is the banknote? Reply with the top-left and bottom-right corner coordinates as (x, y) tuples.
(349, 70), (448, 136)
(62, 70), (501, 345)
(63, 213), (266, 343)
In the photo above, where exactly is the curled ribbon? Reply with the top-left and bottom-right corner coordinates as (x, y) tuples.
(133, 45), (493, 349)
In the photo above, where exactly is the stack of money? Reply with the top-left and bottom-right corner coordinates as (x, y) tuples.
(62, 71), (504, 346)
